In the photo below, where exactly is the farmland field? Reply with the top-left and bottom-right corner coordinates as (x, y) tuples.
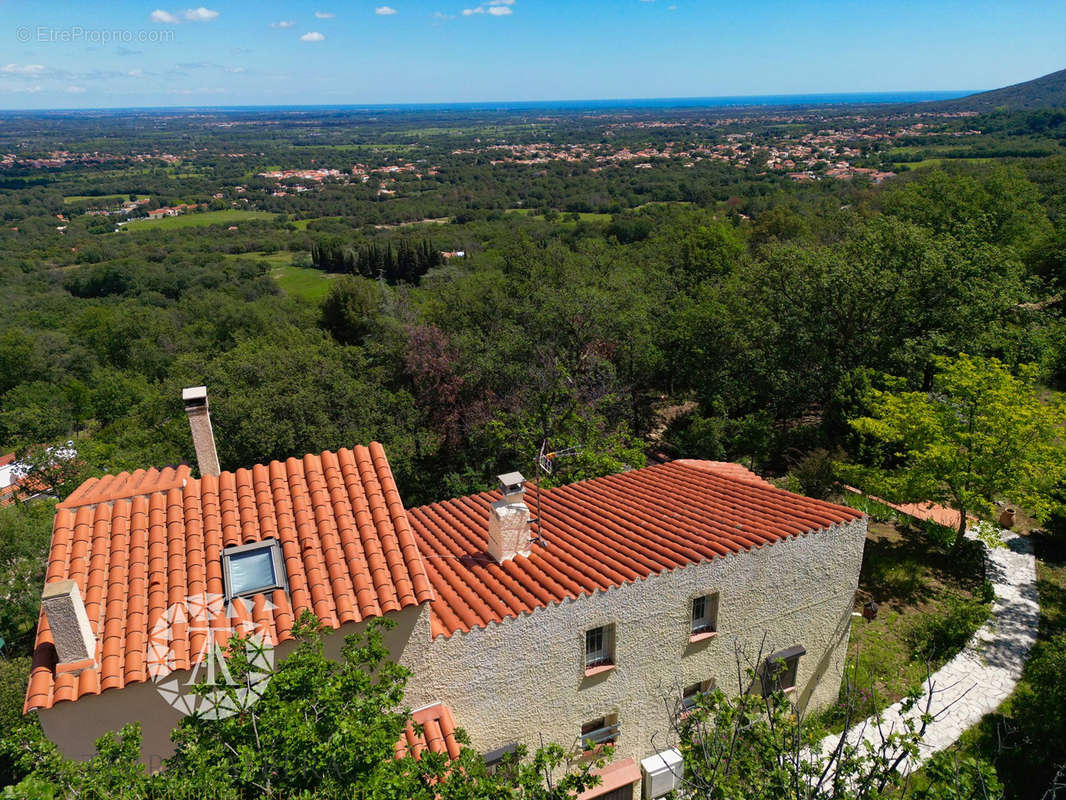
(121, 209), (275, 232)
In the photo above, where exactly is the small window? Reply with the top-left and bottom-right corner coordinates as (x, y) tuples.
(580, 715), (618, 751)
(585, 625), (614, 669)
(483, 742), (518, 775)
(763, 645), (805, 696)
(681, 679), (714, 712)
(222, 539), (286, 600)
(691, 592), (718, 634)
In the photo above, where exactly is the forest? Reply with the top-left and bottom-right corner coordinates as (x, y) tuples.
(1, 100), (1066, 798)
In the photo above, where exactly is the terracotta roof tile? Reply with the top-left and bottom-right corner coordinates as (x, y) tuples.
(26, 451), (861, 715)
(59, 466), (192, 509)
(395, 703), (462, 760)
(25, 443), (434, 713)
(407, 460), (863, 637)
(843, 487), (972, 531)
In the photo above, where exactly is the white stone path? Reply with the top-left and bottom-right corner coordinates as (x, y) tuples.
(820, 528), (1039, 773)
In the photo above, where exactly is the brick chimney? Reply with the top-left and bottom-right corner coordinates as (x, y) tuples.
(182, 385), (220, 477)
(41, 580), (96, 669)
(488, 472), (532, 563)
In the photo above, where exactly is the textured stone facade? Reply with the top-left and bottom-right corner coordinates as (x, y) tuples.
(401, 516), (866, 764)
(39, 517), (867, 770)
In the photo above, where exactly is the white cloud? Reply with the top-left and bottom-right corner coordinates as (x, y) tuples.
(270, 20), (295, 28)
(1, 64), (47, 76)
(314, 10), (335, 18)
(376, 5), (398, 13)
(463, 1), (513, 16)
(227, 66), (245, 73)
(433, 11), (456, 20)
(300, 31), (325, 41)
(128, 68), (144, 77)
(66, 86), (86, 94)
(183, 6), (219, 21)
(151, 7), (219, 23)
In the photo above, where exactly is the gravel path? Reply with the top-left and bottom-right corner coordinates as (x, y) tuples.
(820, 528), (1039, 773)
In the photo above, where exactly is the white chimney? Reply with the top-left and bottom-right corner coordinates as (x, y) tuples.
(41, 580), (96, 667)
(183, 385), (220, 477)
(488, 472), (532, 563)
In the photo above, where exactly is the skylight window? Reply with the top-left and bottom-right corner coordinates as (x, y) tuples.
(222, 539), (286, 600)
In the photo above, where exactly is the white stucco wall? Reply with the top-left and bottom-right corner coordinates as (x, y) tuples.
(38, 517), (866, 771)
(401, 517), (867, 766)
(37, 602), (426, 765)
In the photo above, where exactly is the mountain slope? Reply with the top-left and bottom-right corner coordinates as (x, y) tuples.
(926, 68), (1066, 112)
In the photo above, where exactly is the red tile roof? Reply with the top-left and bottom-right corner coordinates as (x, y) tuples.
(673, 459), (777, 488)
(843, 487), (972, 531)
(25, 444), (434, 712)
(26, 449), (862, 715)
(0, 484), (19, 508)
(395, 702), (462, 760)
(407, 461), (862, 637)
(577, 758), (641, 800)
(59, 466), (191, 508)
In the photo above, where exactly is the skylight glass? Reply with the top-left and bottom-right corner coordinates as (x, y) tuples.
(223, 540), (284, 599)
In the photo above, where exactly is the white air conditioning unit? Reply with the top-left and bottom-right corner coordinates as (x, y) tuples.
(641, 748), (683, 799)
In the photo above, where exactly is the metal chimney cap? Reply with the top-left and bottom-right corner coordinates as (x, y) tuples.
(182, 385), (208, 402)
(497, 472), (526, 494)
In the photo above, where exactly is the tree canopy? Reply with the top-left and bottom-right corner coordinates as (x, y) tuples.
(845, 354), (1066, 542)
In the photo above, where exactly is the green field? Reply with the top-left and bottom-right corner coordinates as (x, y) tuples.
(272, 265), (335, 301)
(291, 216), (342, 230)
(122, 209), (275, 232)
(633, 200), (695, 211)
(63, 194), (148, 205)
(893, 156), (1000, 171)
(225, 251), (334, 301)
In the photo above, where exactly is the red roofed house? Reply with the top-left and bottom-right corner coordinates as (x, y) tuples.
(0, 452), (20, 506)
(26, 388), (866, 797)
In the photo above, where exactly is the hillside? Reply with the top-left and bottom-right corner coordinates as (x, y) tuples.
(923, 68), (1066, 111)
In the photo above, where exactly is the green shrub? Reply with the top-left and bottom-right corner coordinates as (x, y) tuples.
(0, 657), (44, 788)
(923, 518), (958, 549)
(0, 500), (55, 658)
(980, 579), (996, 605)
(907, 594), (990, 660)
(818, 658), (880, 730)
(839, 492), (907, 524)
(912, 751), (1003, 800)
(664, 412), (728, 461)
(1, 775), (55, 800)
(788, 448), (839, 499)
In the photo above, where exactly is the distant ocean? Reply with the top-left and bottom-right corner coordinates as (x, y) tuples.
(12, 91), (973, 115)
(278, 91), (973, 112)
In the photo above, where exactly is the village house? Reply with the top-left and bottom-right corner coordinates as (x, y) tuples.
(25, 388), (866, 798)
(0, 452), (21, 506)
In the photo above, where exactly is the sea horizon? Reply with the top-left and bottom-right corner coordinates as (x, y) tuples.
(0, 90), (973, 115)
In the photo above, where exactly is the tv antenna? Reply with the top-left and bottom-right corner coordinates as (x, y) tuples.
(530, 440), (581, 548)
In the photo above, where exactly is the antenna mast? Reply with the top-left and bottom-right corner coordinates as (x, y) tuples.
(531, 440), (581, 547)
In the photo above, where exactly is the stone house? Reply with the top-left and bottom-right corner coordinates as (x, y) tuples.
(25, 390), (866, 798)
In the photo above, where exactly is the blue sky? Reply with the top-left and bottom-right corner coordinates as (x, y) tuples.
(0, 0), (1063, 109)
